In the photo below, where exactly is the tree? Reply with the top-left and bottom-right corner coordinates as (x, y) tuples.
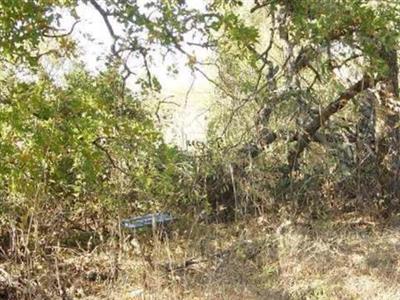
(0, 0), (77, 66)
(205, 1), (400, 200)
(1, 0), (400, 215)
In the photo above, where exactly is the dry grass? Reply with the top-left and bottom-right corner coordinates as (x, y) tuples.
(2, 213), (400, 299)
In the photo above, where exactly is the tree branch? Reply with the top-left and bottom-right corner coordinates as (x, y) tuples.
(250, 1), (268, 13)
(92, 137), (130, 176)
(288, 75), (376, 169)
(89, 0), (119, 40)
(43, 20), (80, 38)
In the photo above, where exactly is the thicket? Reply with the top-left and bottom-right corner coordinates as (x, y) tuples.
(1, 1), (400, 297)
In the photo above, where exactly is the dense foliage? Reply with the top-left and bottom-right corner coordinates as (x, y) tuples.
(1, 0), (400, 298)
(0, 0), (399, 268)
(0, 69), (191, 241)
(205, 0), (400, 211)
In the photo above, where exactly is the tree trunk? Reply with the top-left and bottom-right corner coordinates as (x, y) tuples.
(375, 49), (400, 198)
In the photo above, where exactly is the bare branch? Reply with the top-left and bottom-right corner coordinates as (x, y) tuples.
(43, 20), (80, 38)
(288, 75), (376, 169)
(250, 1), (269, 13)
(89, 0), (119, 41)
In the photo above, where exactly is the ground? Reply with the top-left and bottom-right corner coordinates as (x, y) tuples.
(2, 212), (400, 299)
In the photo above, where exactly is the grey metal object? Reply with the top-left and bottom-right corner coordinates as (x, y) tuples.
(121, 212), (174, 229)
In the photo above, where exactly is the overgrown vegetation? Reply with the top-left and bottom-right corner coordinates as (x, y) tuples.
(1, 0), (400, 299)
